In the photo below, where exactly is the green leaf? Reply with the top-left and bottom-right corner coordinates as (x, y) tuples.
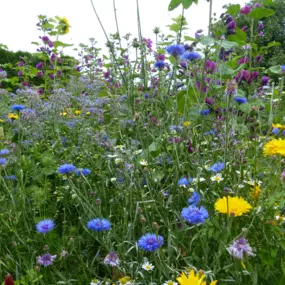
(184, 35), (197, 42)
(226, 4), (241, 17)
(267, 41), (281, 48)
(169, 55), (178, 65)
(269, 65), (281, 74)
(53, 41), (73, 48)
(216, 39), (237, 49)
(249, 8), (275, 20)
(168, 0), (181, 11)
(199, 36), (215, 46)
(227, 28), (246, 45)
(182, 0), (193, 9)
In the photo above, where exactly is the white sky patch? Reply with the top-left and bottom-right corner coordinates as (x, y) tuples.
(2, 0), (245, 55)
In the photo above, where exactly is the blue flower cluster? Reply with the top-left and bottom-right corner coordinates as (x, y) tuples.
(166, 44), (185, 57)
(138, 233), (164, 251)
(188, 192), (200, 205)
(57, 164), (91, 176)
(154, 60), (166, 69)
(178, 177), (192, 187)
(87, 218), (111, 231)
(11, 104), (25, 111)
(234, 97), (247, 104)
(182, 51), (201, 61)
(209, 162), (225, 173)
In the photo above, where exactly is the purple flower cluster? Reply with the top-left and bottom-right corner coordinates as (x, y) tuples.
(228, 237), (255, 259)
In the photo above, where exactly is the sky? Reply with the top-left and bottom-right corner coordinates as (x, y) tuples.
(1, 0), (246, 56)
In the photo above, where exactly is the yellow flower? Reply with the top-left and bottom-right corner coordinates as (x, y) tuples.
(214, 196), (252, 217)
(272, 123), (285, 130)
(86, 111), (91, 115)
(183, 121), (191, 127)
(60, 112), (68, 117)
(8, 113), (18, 120)
(0, 119), (4, 123)
(58, 17), (70, 34)
(177, 269), (218, 285)
(74, 110), (81, 115)
(264, 138), (285, 156)
(250, 185), (261, 200)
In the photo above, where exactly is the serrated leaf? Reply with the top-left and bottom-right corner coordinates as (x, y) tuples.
(249, 8), (275, 20)
(168, 0), (181, 11)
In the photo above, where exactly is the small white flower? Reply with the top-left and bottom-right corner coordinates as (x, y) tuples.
(192, 177), (205, 184)
(210, 174), (223, 183)
(110, 177), (117, 182)
(90, 279), (101, 285)
(163, 281), (178, 285)
(142, 261), (154, 271)
(107, 154), (118, 158)
(139, 159), (148, 166)
(134, 149), (142, 155)
(115, 158), (122, 165)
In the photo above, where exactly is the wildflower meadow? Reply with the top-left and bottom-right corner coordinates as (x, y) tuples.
(1, 0), (285, 284)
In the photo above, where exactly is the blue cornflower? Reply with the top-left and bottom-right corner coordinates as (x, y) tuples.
(178, 177), (190, 187)
(204, 130), (216, 136)
(170, 125), (183, 132)
(281, 65), (285, 73)
(234, 97), (247, 104)
(76, 168), (91, 176)
(0, 149), (10, 156)
(182, 51), (201, 61)
(0, 158), (7, 166)
(209, 162), (225, 172)
(181, 205), (209, 224)
(87, 218), (111, 231)
(36, 219), (55, 234)
(3, 175), (17, 180)
(188, 192), (201, 205)
(11, 105), (25, 111)
(57, 164), (77, 175)
(272, 128), (280, 135)
(138, 233), (164, 251)
(199, 109), (210, 116)
(154, 60), (166, 69)
(166, 44), (185, 57)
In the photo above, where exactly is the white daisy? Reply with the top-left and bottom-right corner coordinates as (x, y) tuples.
(210, 174), (224, 183)
(142, 261), (154, 271)
(163, 281), (178, 285)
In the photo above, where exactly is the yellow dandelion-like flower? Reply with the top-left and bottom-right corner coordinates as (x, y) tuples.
(60, 112), (68, 117)
(250, 185), (261, 200)
(214, 196), (252, 217)
(58, 17), (70, 34)
(264, 138), (285, 156)
(272, 123), (285, 130)
(8, 113), (19, 120)
(183, 121), (191, 127)
(74, 110), (81, 115)
(177, 269), (218, 285)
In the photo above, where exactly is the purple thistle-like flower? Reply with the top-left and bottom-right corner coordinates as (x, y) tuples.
(227, 21), (237, 30)
(228, 237), (255, 260)
(37, 253), (56, 267)
(261, 76), (269, 86)
(41, 36), (50, 43)
(166, 44), (185, 57)
(257, 21), (264, 32)
(36, 62), (44, 69)
(36, 219), (55, 234)
(87, 218), (111, 231)
(104, 252), (120, 267)
(138, 233), (164, 251)
(181, 205), (209, 224)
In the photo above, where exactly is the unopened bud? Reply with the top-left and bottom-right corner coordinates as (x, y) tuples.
(198, 269), (205, 275)
(152, 222), (159, 230)
(137, 207), (143, 214)
(34, 266), (40, 272)
(43, 244), (49, 250)
(140, 217), (146, 223)
(95, 198), (101, 205)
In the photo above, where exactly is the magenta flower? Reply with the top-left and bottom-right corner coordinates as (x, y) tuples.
(240, 6), (251, 14)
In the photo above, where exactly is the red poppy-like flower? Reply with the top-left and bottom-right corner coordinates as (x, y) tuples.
(5, 274), (14, 285)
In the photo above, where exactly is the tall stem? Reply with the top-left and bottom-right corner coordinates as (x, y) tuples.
(113, 0), (122, 50)
(136, 0), (147, 89)
(208, 0), (213, 36)
(90, 0), (127, 88)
